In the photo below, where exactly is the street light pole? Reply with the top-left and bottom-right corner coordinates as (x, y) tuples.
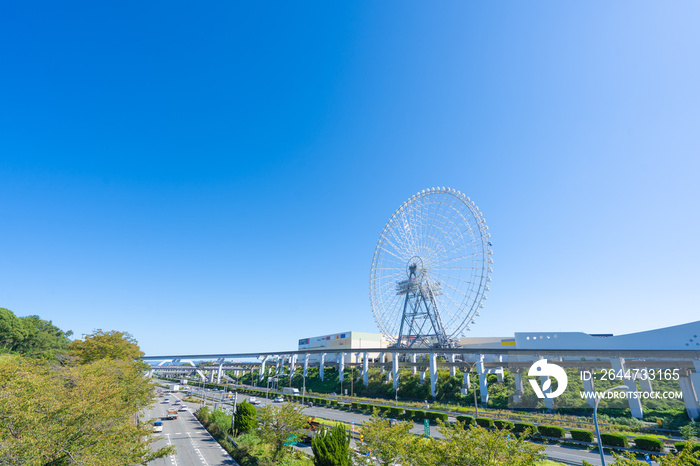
(594, 385), (628, 466)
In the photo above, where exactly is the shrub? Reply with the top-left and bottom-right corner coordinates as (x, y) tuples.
(312, 424), (350, 466)
(494, 420), (514, 430)
(413, 410), (427, 422)
(634, 436), (664, 452)
(387, 407), (403, 418)
(513, 422), (537, 434)
(600, 433), (628, 448)
(674, 442), (700, 452)
(233, 401), (257, 435)
(424, 411), (448, 423)
(351, 402), (359, 410)
(476, 417), (494, 428)
(570, 429), (595, 442)
(537, 425), (565, 438)
(456, 415), (475, 426)
(404, 409), (416, 420)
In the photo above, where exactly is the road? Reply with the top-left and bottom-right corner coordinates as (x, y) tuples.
(162, 382), (644, 466)
(143, 390), (237, 466)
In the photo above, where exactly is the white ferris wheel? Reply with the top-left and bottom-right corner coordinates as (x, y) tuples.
(369, 187), (493, 348)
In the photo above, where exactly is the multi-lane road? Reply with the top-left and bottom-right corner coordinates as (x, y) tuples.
(143, 389), (237, 466)
(150, 381), (633, 466)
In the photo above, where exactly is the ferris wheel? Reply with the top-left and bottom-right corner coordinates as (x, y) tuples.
(369, 187), (492, 348)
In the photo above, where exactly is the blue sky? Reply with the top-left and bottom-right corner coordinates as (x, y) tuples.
(1, 2), (699, 355)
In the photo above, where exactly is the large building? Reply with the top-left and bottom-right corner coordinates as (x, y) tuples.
(298, 331), (389, 362)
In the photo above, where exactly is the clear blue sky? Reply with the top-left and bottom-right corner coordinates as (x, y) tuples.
(2, 2), (699, 355)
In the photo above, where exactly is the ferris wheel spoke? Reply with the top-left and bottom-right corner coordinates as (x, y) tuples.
(370, 188), (491, 348)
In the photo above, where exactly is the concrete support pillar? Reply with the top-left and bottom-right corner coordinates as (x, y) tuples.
(411, 353), (417, 375)
(319, 353), (326, 381)
(380, 352), (386, 373)
(541, 376), (554, 410)
(303, 354), (309, 378)
(477, 356), (488, 405)
(691, 361), (700, 417)
(420, 369), (426, 384)
(611, 358), (643, 419)
(513, 372), (523, 403)
(429, 352), (437, 398)
(679, 374), (700, 420)
(363, 352), (369, 386)
(260, 356), (270, 380)
(582, 373), (596, 408)
(638, 375), (653, 394)
(290, 354), (297, 375)
(279, 357), (284, 376)
(463, 370), (471, 390)
(339, 352), (345, 383)
(209, 370), (215, 383)
(393, 352), (399, 390)
(450, 354), (457, 377)
(217, 362), (224, 384)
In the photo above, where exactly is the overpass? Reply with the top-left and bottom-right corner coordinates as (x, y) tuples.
(145, 344), (700, 420)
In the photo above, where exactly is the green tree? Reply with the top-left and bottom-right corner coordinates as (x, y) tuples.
(256, 402), (309, 463)
(0, 354), (173, 465)
(584, 448), (700, 465)
(0, 309), (72, 359)
(234, 401), (258, 435)
(354, 411), (414, 466)
(429, 421), (544, 466)
(311, 424), (350, 466)
(69, 329), (144, 364)
(0, 308), (24, 353)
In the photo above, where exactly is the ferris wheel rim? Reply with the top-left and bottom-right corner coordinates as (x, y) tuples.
(369, 187), (492, 345)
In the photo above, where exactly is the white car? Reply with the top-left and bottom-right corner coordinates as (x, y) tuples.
(179, 405), (188, 412)
(273, 397), (284, 403)
(153, 421), (163, 433)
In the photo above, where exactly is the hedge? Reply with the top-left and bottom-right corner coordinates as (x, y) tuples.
(675, 442), (700, 453)
(537, 425), (565, 438)
(425, 411), (448, 422)
(634, 436), (664, 452)
(387, 407), (403, 418)
(404, 409), (417, 420)
(456, 415), (475, 426)
(570, 429), (595, 442)
(493, 420), (514, 430)
(413, 410), (427, 422)
(513, 423), (537, 434)
(476, 417), (494, 428)
(600, 433), (628, 448)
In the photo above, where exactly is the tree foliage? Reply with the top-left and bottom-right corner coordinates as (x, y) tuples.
(354, 411), (415, 466)
(0, 308), (72, 359)
(234, 401), (258, 436)
(0, 354), (172, 465)
(427, 421), (544, 466)
(311, 424), (350, 466)
(69, 329), (144, 365)
(583, 448), (700, 466)
(256, 402), (309, 462)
